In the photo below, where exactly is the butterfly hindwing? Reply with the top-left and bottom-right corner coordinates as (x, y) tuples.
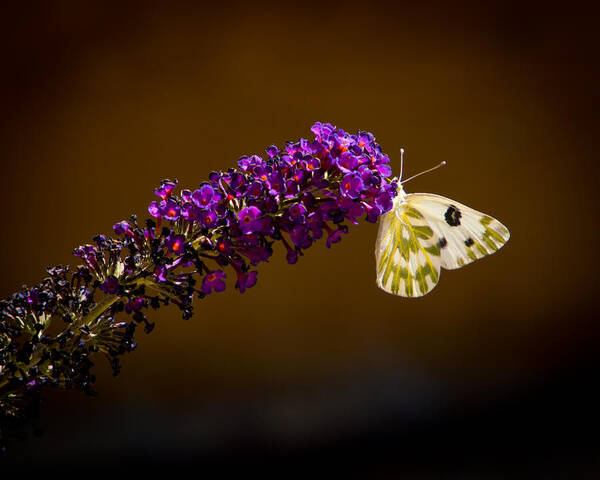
(375, 204), (442, 297)
(404, 193), (510, 270)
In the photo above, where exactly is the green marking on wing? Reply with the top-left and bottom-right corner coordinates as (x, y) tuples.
(479, 216), (508, 251)
(380, 231), (396, 288)
(420, 261), (439, 283)
(485, 226), (505, 244)
(391, 264), (404, 295)
(480, 216), (494, 226)
(412, 225), (434, 239)
(482, 233), (498, 251)
(404, 271), (414, 296)
(377, 231), (393, 273)
(399, 212), (440, 296)
(474, 241), (488, 256)
(397, 222), (414, 296)
(398, 231), (419, 254)
(404, 207), (425, 219)
(414, 262), (438, 294)
(379, 219), (409, 295)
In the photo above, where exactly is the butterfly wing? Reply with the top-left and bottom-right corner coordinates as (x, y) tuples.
(375, 203), (442, 297)
(404, 193), (510, 270)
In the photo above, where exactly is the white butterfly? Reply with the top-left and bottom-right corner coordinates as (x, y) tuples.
(375, 150), (510, 297)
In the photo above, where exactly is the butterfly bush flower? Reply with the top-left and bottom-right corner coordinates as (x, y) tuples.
(0, 122), (397, 426)
(201, 271), (227, 294)
(166, 234), (186, 253)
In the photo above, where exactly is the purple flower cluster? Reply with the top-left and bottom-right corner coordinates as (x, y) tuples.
(143, 121), (396, 296)
(1, 122), (396, 423)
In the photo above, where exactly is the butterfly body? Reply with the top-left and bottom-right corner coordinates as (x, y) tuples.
(375, 181), (510, 297)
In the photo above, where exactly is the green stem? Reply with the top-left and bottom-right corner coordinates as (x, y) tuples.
(134, 277), (181, 303)
(75, 295), (121, 328)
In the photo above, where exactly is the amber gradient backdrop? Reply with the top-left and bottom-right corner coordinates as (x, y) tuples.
(2, 2), (598, 475)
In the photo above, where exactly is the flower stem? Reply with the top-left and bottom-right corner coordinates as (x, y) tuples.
(76, 295), (121, 328)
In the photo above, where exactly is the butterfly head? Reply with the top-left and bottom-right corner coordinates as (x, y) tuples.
(392, 183), (407, 208)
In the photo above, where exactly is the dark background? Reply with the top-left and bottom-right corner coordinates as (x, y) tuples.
(1, 1), (599, 476)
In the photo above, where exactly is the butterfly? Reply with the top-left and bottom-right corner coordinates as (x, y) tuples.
(375, 150), (510, 297)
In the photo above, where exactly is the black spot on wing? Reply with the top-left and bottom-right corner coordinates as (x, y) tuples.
(438, 237), (448, 249)
(445, 205), (462, 226)
(464, 237), (474, 247)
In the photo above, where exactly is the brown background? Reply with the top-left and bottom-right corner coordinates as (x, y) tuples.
(1, 1), (599, 476)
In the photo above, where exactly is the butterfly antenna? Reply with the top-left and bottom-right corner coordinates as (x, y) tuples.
(399, 148), (404, 181)
(400, 161), (447, 184)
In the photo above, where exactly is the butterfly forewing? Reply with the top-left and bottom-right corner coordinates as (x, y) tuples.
(404, 193), (510, 270)
(375, 204), (442, 297)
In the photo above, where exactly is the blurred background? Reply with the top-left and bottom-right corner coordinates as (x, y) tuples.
(1, 1), (598, 476)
